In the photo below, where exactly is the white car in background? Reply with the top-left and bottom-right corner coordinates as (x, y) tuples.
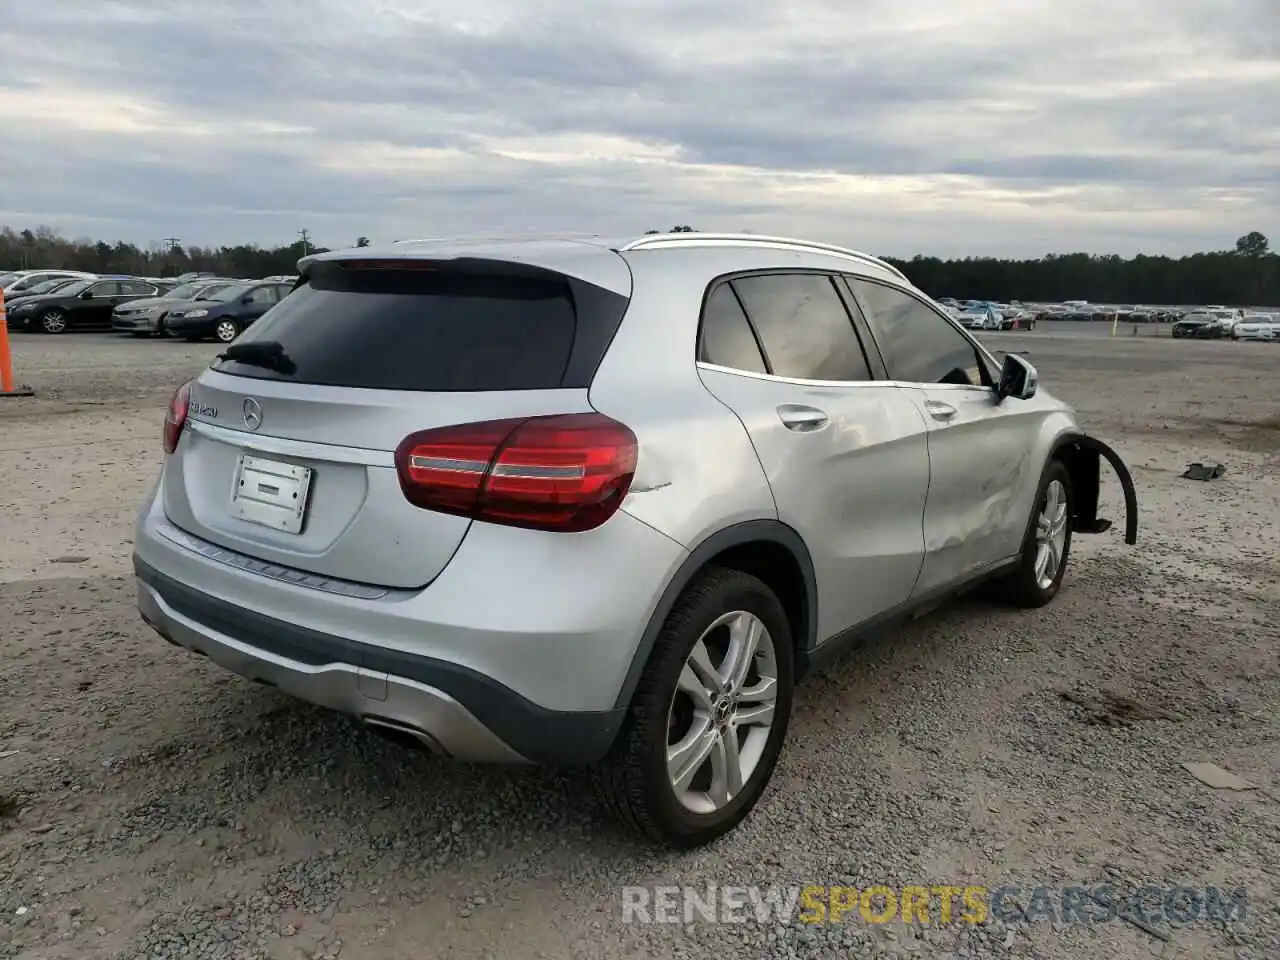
(953, 303), (1004, 330)
(1, 269), (97, 295)
(1232, 313), (1277, 341)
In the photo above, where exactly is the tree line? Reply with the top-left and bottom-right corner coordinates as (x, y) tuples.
(2, 224), (1276, 306)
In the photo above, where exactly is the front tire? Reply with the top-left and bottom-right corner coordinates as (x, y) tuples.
(39, 309), (68, 334)
(214, 319), (240, 343)
(997, 459), (1073, 609)
(594, 568), (795, 848)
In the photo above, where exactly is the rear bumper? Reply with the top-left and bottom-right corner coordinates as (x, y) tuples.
(137, 560), (556, 762)
(131, 481), (688, 765)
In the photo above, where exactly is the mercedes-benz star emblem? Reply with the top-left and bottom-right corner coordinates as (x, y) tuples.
(242, 397), (263, 431)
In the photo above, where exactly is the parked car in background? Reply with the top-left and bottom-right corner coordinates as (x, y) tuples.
(164, 280), (295, 342)
(0, 277), (82, 306)
(1231, 313), (1277, 342)
(954, 303), (1005, 330)
(1172, 312), (1226, 339)
(2, 269), (97, 296)
(999, 305), (1037, 330)
(5, 277), (162, 333)
(112, 278), (241, 337)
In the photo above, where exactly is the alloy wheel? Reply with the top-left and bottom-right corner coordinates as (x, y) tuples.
(667, 610), (779, 814)
(41, 310), (67, 334)
(215, 320), (238, 343)
(1035, 479), (1069, 589)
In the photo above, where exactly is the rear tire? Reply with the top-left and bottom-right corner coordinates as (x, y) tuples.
(996, 459), (1074, 609)
(593, 568), (794, 848)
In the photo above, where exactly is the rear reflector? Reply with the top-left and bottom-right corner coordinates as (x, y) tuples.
(394, 414), (638, 532)
(163, 380), (193, 455)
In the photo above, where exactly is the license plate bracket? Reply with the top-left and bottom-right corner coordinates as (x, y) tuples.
(230, 454), (313, 534)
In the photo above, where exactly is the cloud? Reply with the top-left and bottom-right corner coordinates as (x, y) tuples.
(0, 0), (1275, 257)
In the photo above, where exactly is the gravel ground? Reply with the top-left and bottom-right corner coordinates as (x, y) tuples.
(1, 327), (1277, 960)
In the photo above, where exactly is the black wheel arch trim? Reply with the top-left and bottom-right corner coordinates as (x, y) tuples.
(613, 519), (819, 711)
(1051, 432), (1138, 545)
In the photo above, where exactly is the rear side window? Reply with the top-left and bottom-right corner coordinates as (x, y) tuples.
(215, 261), (629, 391)
(699, 283), (766, 373)
(731, 273), (872, 382)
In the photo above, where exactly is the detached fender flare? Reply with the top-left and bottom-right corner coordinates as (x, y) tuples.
(1052, 433), (1138, 545)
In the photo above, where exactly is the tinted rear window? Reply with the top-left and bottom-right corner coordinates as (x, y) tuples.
(214, 261), (629, 391)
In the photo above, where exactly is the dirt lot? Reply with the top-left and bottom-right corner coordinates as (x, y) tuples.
(1, 328), (1277, 960)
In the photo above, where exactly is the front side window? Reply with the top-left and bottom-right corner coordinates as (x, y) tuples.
(730, 273), (872, 382)
(88, 281), (121, 297)
(850, 279), (987, 387)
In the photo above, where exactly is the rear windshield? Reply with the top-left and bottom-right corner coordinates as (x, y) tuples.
(214, 260), (630, 391)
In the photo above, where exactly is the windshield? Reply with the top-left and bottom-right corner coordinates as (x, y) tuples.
(192, 282), (234, 299)
(51, 279), (92, 298)
(26, 279), (68, 295)
(165, 282), (205, 299)
(209, 283), (249, 302)
(0, 272), (19, 287)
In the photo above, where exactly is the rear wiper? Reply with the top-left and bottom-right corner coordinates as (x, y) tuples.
(215, 340), (296, 375)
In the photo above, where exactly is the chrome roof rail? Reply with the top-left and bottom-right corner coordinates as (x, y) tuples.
(391, 232), (610, 245)
(616, 232), (909, 282)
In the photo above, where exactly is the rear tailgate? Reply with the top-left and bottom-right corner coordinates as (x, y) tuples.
(162, 251), (632, 590)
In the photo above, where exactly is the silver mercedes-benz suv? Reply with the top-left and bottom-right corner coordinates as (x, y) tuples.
(133, 233), (1137, 847)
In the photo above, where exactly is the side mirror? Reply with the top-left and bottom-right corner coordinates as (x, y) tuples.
(996, 353), (1038, 402)
(79, 289), (94, 299)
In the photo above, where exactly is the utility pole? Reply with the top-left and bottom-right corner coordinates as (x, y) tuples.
(158, 238), (181, 278)
(298, 229), (311, 256)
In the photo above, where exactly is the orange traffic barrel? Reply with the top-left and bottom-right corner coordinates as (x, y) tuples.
(0, 289), (37, 397)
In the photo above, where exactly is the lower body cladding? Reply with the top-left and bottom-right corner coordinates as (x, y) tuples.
(164, 320), (212, 339)
(131, 494), (688, 767)
(113, 315), (158, 333)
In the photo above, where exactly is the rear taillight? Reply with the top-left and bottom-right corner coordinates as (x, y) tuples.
(163, 380), (193, 455)
(394, 414), (638, 533)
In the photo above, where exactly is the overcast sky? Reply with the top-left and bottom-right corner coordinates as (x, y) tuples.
(0, 1), (1276, 258)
